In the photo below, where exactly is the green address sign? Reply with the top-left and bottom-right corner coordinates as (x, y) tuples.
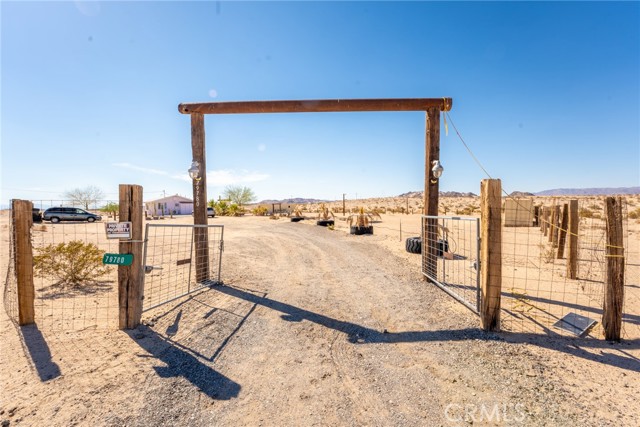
(102, 253), (133, 266)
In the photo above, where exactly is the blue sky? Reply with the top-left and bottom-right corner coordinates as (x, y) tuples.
(2, 1), (639, 205)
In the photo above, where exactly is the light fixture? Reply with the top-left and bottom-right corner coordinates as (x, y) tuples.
(432, 160), (444, 179)
(188, 160), (201, 181)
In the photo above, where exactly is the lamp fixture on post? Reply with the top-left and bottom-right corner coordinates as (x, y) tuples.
(431, 160), (444, 179)
(188, 160), (201, 181)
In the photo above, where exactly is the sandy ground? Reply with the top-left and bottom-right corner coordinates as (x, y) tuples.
(1, 198), (639, 426)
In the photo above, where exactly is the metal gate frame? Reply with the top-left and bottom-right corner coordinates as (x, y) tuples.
(422, 215), (481, 314)
(141, 224), (224, 313)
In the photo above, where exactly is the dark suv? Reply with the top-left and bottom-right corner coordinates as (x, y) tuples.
(43, 207), (102, 223)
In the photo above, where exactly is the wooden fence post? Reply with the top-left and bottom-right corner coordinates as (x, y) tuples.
(556, 203), (569, 259)
(603, 196), (624, 341)
(542, 207), (549, 236)
(480, 179), (502, 331)
(422, 107), (441, 281)
(566, 200), (579, 279)
(118, 184), (144, 330)
(191, 113), (210, 283)
(550, 204), (560, 246)
(13, 200), (35, 325)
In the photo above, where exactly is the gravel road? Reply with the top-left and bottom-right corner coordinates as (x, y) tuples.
(2, 216), (638, 426)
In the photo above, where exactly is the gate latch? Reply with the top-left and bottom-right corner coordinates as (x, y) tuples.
(144, 265), (163, 274)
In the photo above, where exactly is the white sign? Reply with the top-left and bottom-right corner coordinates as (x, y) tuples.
(105, 222), (132, 239)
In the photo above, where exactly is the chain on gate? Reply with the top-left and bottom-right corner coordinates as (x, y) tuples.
(141, 224), (224, 312)
(421, 215), (481, 314)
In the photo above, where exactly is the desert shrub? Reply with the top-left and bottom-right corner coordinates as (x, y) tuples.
(579, 207), (594, 219)
(33, 240), (110, 286)
(539, 244), (555, 264)
(215, 201), (229, 216)
(228, 203), (243, 216)
(629, 208), (640, 219)
(253, 206), (269, 216)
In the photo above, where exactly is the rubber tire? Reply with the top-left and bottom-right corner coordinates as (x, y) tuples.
(350, 225), (373, 235)
(317, 220), (334, 227)
(290, 217), (304, 222)
(87, 217), (96, 223)
(50, 217), (60, 224)
(405, 237), (422, 254)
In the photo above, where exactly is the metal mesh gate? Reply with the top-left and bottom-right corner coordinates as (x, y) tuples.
(422, 215), (480, 314)
(142, 224), (224, 312)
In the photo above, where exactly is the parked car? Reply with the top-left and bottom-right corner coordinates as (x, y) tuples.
(207, 207), (216, 217)
(32, 208), (42, 223)
(43, 207), (102, 223)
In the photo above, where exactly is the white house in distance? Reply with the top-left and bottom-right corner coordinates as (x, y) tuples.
(145, 194), (194, 216)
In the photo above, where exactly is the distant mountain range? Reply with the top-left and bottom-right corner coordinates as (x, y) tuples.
(399, 187), (639, 198)
(398, 191), (477, 198)
(533, 187), (639, 196)
(254, 187), (639, 205)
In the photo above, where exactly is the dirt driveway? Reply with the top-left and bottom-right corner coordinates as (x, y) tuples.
(1, 216), (638, 426)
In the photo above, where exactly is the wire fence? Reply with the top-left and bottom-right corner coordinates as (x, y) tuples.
(421, 215), (480, 313)
(500, 197), (638, 339)
(3, 207), (19, 324)
(142, 224), (224, 314)
(28, 200), (120, 330)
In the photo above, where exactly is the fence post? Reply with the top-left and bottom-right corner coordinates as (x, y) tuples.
(603, 196), (624, 341)
(566, 200), (579, 279)
(13, 200), (35, 325)
(480, 179), (502, 331)
(556, 203), (569, 259)
(118, 184), (144, 330)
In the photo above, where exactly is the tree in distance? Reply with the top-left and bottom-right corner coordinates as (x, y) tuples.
(63, 186), (105, 209)
(223, 185), (256, 207)
(101, 202), (119, 219)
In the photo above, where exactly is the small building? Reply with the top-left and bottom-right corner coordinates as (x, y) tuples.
(145, 194), (194, 217)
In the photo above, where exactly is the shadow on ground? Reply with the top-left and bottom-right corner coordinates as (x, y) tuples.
(213, 284), (640, 373)
(127, 324), (241, 400)
(19, 324), (61, 381)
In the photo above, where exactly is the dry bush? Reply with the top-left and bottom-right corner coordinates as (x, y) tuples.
(539, 244), (555, 264)
(252, 206), (269, 216)
(33, 240), (110, 287)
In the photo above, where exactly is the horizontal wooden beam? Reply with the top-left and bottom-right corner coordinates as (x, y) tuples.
(178, 98), (452, 115)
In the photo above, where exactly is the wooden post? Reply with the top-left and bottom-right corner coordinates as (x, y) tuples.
(13, 200), (35, 325)
(480, 179), (502, 331)
(533, 205), (540, 227)
(556, 203), (569, 259)
(541, 207), (548, 236)
(553, 205), (562, 247)
(566, 200), (579, 279)
(342, 194), (346, 217)
(423, 107), (440, 280)
(603, 197), (624, 341)
(191, 113), (210, 283)
(118, 184), (144, 330)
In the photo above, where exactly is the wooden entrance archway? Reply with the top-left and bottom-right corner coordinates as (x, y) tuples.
(178, 98), (453, 281)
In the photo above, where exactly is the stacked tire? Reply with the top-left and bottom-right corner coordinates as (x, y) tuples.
(405, 237), (421, 254)
(350, 225), (373, 235)
(317, 220), (334, 227)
